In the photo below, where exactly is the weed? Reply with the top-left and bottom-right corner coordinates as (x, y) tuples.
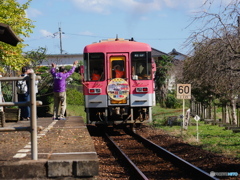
(152, 106), (240, 159)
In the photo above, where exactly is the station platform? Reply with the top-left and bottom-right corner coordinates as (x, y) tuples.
(0, 116), (99, 179)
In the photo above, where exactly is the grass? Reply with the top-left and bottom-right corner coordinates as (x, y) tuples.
(152, 106), (240, 159)
(66, 104), (86, 119)
(65, 104), (240, 159)
(49, 104), (86, 122)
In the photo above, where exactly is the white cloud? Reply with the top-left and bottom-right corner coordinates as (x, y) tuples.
(40, 30), (53, 37)
(26, 8), (42, 18)
(140, 16), (148, 21)
(70, 0), (162, 14)
(68, 0), (207, 15)
(69, 0), (234, 15)
(163, 0), (235, 11)
(70, 0), (113, 14)
(121, 0), (162, 13)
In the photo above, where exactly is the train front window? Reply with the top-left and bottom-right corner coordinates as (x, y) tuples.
(131, 52), (152, 80)
(110, 56), (126, 79)
(84, 53), (105, 81)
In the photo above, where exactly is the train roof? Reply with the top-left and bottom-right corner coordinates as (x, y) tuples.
(84, 38), (152, 53)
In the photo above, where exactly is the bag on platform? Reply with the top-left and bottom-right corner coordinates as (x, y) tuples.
(17, 75), (28, 94)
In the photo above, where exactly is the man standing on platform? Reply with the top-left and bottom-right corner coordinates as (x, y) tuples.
(50, 61), (78, 120)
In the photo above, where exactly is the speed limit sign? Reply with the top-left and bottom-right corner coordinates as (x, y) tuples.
(177, 84), (191, 99)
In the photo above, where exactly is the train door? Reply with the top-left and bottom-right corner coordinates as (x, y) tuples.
(106, 54), (130, 120)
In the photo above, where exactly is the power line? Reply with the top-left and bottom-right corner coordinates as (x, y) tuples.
(65, 33), (187, 41)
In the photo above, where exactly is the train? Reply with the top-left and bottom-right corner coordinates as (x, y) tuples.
(81, 37), (156, 127)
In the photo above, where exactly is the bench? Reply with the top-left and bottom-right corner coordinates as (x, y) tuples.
(232, 128), (240, 133)
(166, 116), (180, 127)
(4, 108), (20, 122)
(204, 119), (214, 124)
(225, 126), (238, 130)
(0, 111), (5, 127)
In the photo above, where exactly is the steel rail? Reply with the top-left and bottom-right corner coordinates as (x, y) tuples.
(125, 129), (219, 180)
(103, 132), (148, 180)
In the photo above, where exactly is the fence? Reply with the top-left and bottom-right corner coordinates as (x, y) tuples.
(0, 73), (42, 160)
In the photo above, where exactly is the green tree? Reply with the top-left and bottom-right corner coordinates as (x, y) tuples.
(24, 47), (47, 69)
(184, 0), (240, 124)
(24, 47), (50, 97)
(154, 55), (173, 107)
(0, 0), (34, 73)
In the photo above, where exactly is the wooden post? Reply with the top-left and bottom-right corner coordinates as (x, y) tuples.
(222, 104), (226, 124)
(29, 73), (38, 160)
(213, 103), (216, 125)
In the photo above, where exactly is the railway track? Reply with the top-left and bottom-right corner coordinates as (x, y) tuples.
(101, 127), (218, 180)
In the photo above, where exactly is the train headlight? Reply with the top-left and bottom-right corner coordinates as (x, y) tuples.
(89, 88), (101, 94)
(136, 87), (148, 92)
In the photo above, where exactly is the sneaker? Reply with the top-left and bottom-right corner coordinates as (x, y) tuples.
(59, 117), (66, 120)
(52, 117), (58, 120)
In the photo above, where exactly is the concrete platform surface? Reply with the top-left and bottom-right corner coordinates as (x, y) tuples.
(0, 116), (99, 179)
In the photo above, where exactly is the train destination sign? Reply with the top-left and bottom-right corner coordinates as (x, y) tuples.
(177, 84), (191, 99)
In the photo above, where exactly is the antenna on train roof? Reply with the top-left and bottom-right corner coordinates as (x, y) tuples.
(115, 34), (119, 41)
(130, 37), (134, 41)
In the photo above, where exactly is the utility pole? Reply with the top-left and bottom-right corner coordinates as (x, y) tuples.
(59, 27), (63, 54)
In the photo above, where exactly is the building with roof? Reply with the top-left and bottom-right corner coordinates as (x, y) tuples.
(168, 48), (188, 61)
(167, 48), (188, 91)
(42, 53), (83, 66)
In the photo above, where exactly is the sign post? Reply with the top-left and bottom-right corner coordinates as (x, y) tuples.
(177, 84), (191, 130)
(194, 115), (200, 142)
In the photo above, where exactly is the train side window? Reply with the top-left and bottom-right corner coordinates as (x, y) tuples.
(84, 53), (105, 81)
(131, 52), (152, 80)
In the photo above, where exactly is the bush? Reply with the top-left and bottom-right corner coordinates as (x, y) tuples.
(69, 72), (81, 85)
(66, 87), (84, 106)
(165, 92), (181, 108)
(37, 84), (53, 117)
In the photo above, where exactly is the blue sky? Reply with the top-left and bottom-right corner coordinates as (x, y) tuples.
(18, 0), (230, 55)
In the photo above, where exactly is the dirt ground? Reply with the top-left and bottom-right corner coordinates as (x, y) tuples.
(0, 119), (240, 179)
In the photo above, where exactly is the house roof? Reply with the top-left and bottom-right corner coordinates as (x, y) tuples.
(0, 23), (21, 46)
(151, 47), (168, 57)
(169, 48), (188, 57)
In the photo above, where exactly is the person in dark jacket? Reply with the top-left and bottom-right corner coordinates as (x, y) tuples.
(17, 66), (31, 121)
(50, 61), (78, 120)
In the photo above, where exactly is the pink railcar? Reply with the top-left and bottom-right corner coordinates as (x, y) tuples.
(82, 38), (156, 126)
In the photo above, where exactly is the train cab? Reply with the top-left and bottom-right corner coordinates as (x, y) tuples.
(82, 38), (155, 126)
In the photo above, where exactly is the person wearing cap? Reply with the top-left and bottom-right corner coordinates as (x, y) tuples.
(50, 60), (78, 120)
(114, 65), (124, 78)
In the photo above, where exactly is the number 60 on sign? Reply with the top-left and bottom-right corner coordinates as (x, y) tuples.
(177, 84), (191, 99)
